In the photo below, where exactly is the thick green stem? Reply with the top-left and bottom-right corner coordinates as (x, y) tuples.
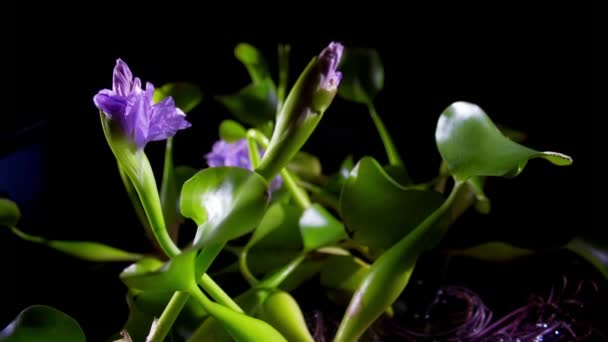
(333, 181), (464, 342)
(147, 291), (190, 342)
(248, 128), (311, 210)
(366, 102), (404, 168)
(195, 243), (244, 313)
(135, 160), (181, 258)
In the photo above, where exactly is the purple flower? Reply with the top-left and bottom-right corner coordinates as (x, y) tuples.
(205, 139), (282, 190)
(318, 42), (344, 91)
(93, 59), (191, 148)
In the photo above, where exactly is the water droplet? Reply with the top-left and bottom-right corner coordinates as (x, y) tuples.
(416, 280), (423, 285)
(424, 314), (430, 320)
(536, 322), (548, 328)
(554, 330), (560, 335)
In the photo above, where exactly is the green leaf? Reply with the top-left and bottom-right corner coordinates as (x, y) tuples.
(234, 43), (271, 84)
(247, 202), (303, 251)
(153, 82), (203, 113)
(337, 48), (384, 103)
(566, 236), (608, 281)
(120, 251), (196, 292)
(6, 226), (143, 262)
(1, 305), (85, 342)
(217, 79), (277, 127)
(448, 241), (535, 262)
(340, 157), (444, 256)
(435, 101), (572, 181)
(287, 151), (322, 182)
(299, 204), (347, 251)
(180, 167), (269, 247)
(0, 198), (20, 227)
(219, 120), (247, 142)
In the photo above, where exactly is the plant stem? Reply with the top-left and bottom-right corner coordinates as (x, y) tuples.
(146, 291), (190, 342)
(248, 129), (312, 210)
(199, 274), (243, 313)
(257, 253), (307, 289)
(333, 181), (464, 342)
(239, 247), (259, 286)
(136, 159), (182, 258)
(279, 170), (311, 210)
(366, 102), (405, 168)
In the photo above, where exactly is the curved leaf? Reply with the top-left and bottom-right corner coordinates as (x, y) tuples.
(337, 48), (384, 103)
(299, 204), (347, 251)
(153, 82), (203, 113)
(435, 101), (572, 181)
(0, 198), (20, 227)
(448, 241), (534, 262)
(286, 151), (322, 182)
(7, 226), (143, 262)
(340, 157), (444, 256)
(234, 43), (271, 84)
(120, 252), (196, 292)
(0, 305), (85, 342)
(247, 202), (303, 251)
(216, 79), (277, 127)
(219, 120), (247, 142)
(567, 237), (608, 281)
(180, 167), (269, 247)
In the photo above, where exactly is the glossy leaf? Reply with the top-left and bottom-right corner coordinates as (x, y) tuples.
(340, 157), (444, 255)
(180, 167), (269, 247)
(120, 251), (196, 292)
(247, 202), (303, 250)
(337, 48), (384, 103)
(257, 291), (315, 342)
(335, 181), (462, 342)
(235, 43), (271, 84)
(0, 199), (20, 227)
(299, 204), (347, 251)
(217, 79), (277, 127)
(435, 101), (572, 181)
(448, 241), (534, 262)
(7, 226), (143, 262)
(0, 305), (85, 342)
(153, 82), (203, 113)
(219, 119), (247, 142)
(287, 151), (322, 182)
(566, 236), (608, 280)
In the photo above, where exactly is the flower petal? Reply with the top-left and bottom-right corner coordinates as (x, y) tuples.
(319, 42), (344, 90)
(112, 59), (134, 97)
(147, 94), (191, 143)
(93, 89), (127, 119)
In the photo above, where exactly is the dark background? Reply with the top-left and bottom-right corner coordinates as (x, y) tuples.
(5, 4), (596, 341)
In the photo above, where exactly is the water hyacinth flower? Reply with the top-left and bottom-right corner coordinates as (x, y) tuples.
(256, 42), (344, 180)
(93, 59), (191, 149)
(205, 139), (282, 190)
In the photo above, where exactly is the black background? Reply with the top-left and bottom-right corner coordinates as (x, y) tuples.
(5, 4), (597, 341)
